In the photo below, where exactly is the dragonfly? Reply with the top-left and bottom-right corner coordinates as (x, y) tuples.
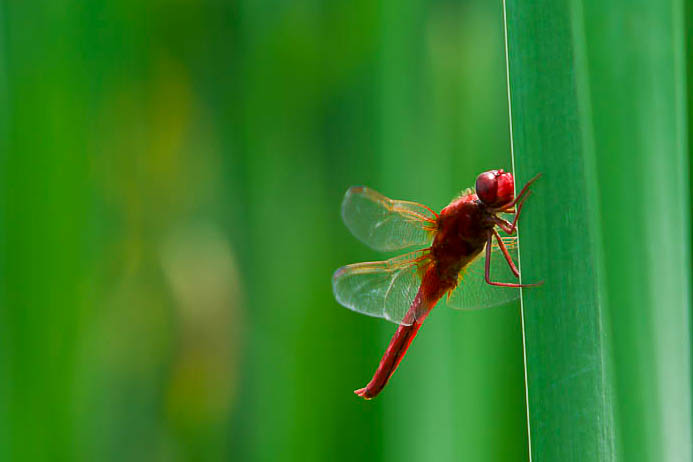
(332, 169), (541, 399)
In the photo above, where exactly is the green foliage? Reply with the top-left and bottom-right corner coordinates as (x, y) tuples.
(0, 1), (527, 461)
(507, 0), (692, 460)
(2, 1), (690, 461)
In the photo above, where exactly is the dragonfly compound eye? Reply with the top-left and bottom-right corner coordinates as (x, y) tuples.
(495, 171), (515, 206)
(476, 170), (515, 207)
(475, 171), (499, 205)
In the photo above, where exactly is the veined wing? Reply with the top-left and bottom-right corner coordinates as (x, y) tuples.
(442, 237), (520, 311)
(333, 251), (430, 326)
(341, 186), (437, 252)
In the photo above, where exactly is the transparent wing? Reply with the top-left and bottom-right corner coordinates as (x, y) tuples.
(332, 251), (430, 326)
(442, 237), (520, 311)
(341, 186), (437, 252)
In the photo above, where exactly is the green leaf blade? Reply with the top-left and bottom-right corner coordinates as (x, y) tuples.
(506, 0), (692, 460)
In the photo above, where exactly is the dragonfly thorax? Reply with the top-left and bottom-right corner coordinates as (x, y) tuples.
(431, 193), (494, 284)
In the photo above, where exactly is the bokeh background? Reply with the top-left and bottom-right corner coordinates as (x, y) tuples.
(0, 1), (530, 461)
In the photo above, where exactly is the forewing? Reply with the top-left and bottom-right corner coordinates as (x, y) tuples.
(443, 237), (520, 311)
(341, 186), (436, 252)
(332, 252), (428, 325)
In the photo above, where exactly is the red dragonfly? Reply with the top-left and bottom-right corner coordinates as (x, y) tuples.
(333, 169), (540, 399)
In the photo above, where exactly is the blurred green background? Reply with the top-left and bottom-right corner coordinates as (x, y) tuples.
(0, 1), (530, 461)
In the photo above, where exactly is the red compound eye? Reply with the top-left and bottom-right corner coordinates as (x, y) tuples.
(475, 169), (514, 207)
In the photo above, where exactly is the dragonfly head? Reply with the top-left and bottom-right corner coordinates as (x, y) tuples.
(475, 169), (514, 208)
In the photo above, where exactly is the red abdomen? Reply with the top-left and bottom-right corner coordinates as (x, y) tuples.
(354, 193), (492, 399)
(354, 265), (450, 399)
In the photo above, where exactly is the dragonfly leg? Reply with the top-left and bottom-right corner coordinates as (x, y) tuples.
(492, 188), (532, 234)
(484, 235), (542, 288)
(492, 216), (514, 234)
(493, 229), (519, 278)
(500, 173), (541, 210)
